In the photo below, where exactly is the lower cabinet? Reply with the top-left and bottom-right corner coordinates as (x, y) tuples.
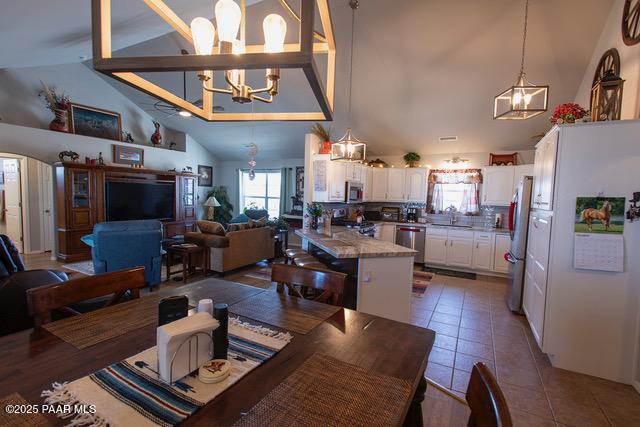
(493, 234), (511, 273)
(425, 235), (448, 264)
(446, 236), (474, 268)
(472, 232), (494, 271)
(374, 223), (396, 243)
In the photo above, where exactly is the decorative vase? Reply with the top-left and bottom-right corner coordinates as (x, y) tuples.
(407, 160), (420, 168)
(311, 216), (318, 230)
(49, 108), (68, 132)
(319, 140), (332, 154)
(151, 121), (162, 146)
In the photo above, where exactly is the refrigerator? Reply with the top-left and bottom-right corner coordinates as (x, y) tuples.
(506, 175), (533, 313)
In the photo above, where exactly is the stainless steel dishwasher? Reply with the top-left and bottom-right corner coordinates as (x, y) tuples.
(395, 225), (425, 263)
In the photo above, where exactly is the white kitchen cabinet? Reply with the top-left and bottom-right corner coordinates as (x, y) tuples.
(386, 169), (406, 202)
(523, 212), (552, 347)
(446, 231), (474, 268)
(425, 234), (448, 265)
(482, 166), (515, 206)
(345, 163), (362, 183)
(379, 223), (396, 243)
(405, 168), (428, 203)
(472, 232), (494, 271)
(532, 129), (558, 210)
(493, 233), (511, 273)
(328, 161), (346, 202)
(371, 168), (388, 201)
(362, 167), (374, 201)
(513, 164), (534, 194)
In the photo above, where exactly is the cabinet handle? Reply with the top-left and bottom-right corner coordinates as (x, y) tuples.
(476, 242), (479, 249)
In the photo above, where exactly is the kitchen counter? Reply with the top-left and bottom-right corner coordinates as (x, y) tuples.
(373, 221), (510, 234)
(295, 227), (417, 259)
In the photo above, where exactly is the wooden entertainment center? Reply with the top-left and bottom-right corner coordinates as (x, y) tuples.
(55, 162), (198, 262)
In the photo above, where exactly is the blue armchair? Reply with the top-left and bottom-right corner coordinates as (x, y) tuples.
(89, 220), (163, 288)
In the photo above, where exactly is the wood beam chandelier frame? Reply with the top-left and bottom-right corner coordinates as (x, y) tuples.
(91, 0), (335, 121)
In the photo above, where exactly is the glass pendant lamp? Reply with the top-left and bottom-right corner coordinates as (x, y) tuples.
(493, 0), (548, 120)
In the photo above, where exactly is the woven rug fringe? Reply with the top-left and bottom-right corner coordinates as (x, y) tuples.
(41, 382), (108, 427)
(230, 317), (293, 342)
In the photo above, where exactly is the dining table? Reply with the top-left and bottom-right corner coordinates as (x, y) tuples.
(0, 277), (435, 426)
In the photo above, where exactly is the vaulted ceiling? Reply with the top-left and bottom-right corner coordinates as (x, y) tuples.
(0, 0), (613, 160)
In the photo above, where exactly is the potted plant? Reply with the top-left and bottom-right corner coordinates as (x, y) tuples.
(39, 82), (70, 132)
(311, 123), (333, 154)
(306, 202), (323, 230)
(549, 103), (589, 125)
(403, 152), (421, 168)
(206, 186), (234, 225)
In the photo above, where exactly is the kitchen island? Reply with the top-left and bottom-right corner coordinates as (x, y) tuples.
(295, 227), (416, 323)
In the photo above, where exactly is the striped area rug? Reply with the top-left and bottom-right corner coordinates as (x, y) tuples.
(412, 271), (434, 297)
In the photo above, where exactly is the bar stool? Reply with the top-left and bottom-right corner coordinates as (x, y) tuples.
(294, 258), (326, 269)
(285, 248), (309, 264)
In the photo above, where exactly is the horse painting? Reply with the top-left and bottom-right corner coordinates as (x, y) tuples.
(581, 200), (611, 232)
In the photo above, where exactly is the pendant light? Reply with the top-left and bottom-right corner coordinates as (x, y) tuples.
(331, 0), (366, 162)
(493, 0), (548, 120)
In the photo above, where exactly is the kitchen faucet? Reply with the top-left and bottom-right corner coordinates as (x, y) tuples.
(444, 205), (458, 225)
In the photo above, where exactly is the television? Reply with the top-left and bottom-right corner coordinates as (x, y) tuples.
(105, 181), (174, 221)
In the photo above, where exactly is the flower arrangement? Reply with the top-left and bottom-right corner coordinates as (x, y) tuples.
(311, 123), (333, 154)
(39, 81), (70, 112)
(403, 152), (421, 167)
(549, 103), (589, 125)
(306, 202), (323, 230)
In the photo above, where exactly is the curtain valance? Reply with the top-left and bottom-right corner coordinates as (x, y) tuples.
(428, 169), (482, 184)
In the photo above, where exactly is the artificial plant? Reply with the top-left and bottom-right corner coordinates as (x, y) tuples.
(206, 186), (234, 224)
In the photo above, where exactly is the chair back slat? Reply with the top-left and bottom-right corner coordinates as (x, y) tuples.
(466, 362), (513, 427)
(271, 264), (346, 306)
(27, 267), (146, 327)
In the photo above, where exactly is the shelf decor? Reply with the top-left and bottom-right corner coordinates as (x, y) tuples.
(493, 0), (548, 120)
(590, 49), (625, 122)
(69, 103), (122, 141)
(113, 145), (144, 167)
(622, 0), (640, 46)
(90, 0), (335, 122)
(549, 103), (588, 125)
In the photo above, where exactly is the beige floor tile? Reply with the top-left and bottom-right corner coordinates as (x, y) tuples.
(500, 383), (554, 421)
(454, 353), (495, 374)
(428, 321), (460, 338)
(547, 391), (610, 427)
(460, 316), (491, 331)
(496, 364), (544, 392)
(431, 312), (461, 326)
(435, 304), (463, 316)
(458, 327), (492, 345)
(429, 347), (456, 368)
(452, 369), (471, 394)
(433, 334), (458, 351)
(456, 339), (494, 360)
(427, 362), (453, 389)
(510, 409), (557, 427)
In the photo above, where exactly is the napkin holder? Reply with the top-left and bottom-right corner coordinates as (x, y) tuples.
(157, 312), (219, 383)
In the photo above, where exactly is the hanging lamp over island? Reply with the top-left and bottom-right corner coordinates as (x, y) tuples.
(493, 0), (548, 120)
(331, 0), (366, 162)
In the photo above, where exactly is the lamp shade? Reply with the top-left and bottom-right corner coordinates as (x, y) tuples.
(204, 196), (221, 207)
(494, 73), (548, 120)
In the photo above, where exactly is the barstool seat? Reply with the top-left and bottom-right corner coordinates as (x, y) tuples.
(294, 259), (326, 269)
(285, 248), (309, 264)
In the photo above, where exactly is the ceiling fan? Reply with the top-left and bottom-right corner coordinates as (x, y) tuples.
(139, 50), (224, 118)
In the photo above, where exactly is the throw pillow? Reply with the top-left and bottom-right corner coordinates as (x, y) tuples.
(229, 213), (250, 224)
(197, 220), (226, 236)
(245, 209), (269, 220)
(249, 218), (267, 228)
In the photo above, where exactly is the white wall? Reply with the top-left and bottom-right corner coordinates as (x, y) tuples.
(216, 158), (304, 215)
(575, 0), (640, 119)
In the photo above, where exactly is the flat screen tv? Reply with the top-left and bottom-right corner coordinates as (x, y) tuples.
(105, 181), (174, 221)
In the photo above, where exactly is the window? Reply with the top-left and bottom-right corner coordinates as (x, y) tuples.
(440, 183), (467, 211)
(429, 169), (482, 214)
(239, 170), (281, 218)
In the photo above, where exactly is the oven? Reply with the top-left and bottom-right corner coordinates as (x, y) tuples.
(345, 181), (363, 203)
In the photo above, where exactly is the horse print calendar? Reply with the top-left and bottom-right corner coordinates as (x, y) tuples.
(574, 197), (625, 234)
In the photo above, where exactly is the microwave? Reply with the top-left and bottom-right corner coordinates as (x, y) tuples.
(345, 181), (363, 203)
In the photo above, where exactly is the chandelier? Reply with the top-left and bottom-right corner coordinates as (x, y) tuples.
(493, 0), (548, 120)
(91, 0), (335, 122)
(331, 0), (366, 162)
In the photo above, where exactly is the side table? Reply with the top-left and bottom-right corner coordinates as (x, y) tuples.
(166, 244), (210, 284)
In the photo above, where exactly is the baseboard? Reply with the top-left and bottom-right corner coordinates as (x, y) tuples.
(423, 263), (509, 279)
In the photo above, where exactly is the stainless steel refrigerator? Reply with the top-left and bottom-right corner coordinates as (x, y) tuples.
(506, 175), (533, 313)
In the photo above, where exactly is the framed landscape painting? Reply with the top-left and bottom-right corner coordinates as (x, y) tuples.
(198, 165), (213, 187)
(69, 103), (122, 141)
(113, 145), (144, 166)
(574, 197), (625, 234)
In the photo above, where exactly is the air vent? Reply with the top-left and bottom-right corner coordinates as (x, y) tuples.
(438, 136), (458, 143)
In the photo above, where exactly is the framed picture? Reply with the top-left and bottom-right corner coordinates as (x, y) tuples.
(113, 145), (144, 166)
(69, 103), (122, 141)
(198, 165), (213, 187)
(574, 197), (625, 234)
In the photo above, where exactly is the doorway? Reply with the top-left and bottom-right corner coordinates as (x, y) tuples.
(0, 154), (54, 255)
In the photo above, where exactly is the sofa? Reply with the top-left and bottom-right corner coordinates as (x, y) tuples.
(0, 235), (69, 336)
(87, 220), (163, 287)
(185, 220), (274, 274)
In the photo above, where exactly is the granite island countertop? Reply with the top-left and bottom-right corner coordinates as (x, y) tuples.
(372, 221), (510, 234)
(295, 227), (417, 259)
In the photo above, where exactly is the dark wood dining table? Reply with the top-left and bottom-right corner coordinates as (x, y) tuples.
(0, 278), (435, 426)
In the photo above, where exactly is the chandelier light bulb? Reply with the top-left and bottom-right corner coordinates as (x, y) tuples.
(524, 93), (532, 105)
(512, 91), (522, 106)
(178, 110), (192, 117)
(190, 17), (215, 55)
(215, 0), (242, 43)
(263, 14), (287, 53)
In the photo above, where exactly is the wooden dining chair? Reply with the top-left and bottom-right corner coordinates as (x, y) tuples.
(466, 362), (513, 427)
(27, 267), (146, 327)
(271, 264), (347, 306)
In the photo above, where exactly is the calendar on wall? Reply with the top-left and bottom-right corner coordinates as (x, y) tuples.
(574, 233), (624, 272)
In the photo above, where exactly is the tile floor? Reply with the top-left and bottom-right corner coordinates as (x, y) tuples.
(416, 273), (640, 426)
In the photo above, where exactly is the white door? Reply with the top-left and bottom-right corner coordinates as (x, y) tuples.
(371, 168), (388, 201)
(531, 144), (544, 208)
(363, 167), (373, 201)
(425, 235), (447, 264)
(3, 159), (23, 253)
(386, 169), (406, 202)
(538, 131), (558, 209)
(405, 169), (427, 203)
(41, 163), (54, 252)
(482, 166), (515, 206)
(493, 234), (511, 273)
(446, 237), (474, 268)
(328, 162), (346, 202)
(472, 235), (494, 270)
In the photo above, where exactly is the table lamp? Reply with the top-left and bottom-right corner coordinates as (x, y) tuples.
(203, 196), (221, 221)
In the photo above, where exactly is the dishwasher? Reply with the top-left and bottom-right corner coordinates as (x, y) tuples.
(395, 225), (425, 263)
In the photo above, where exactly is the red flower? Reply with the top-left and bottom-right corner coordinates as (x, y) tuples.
(550, 103), (587, 124)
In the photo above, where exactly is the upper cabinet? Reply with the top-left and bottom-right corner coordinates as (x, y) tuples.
(513, 164), (534, 195)
(532, 129), (558, 210)
(386, 169), (407, 202)
(370, 168), (388, 201)
(482, 166), (515, 206)
(405, 168), (428, 203)
(311, 155), (346, 202)
(362, 167), (374, 201)
(345, 163), (362, 183)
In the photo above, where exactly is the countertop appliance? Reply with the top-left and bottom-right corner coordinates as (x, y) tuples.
(406, 208), (418, 223)
(381, 206), (401, 222)
(345, 181), (363, 203)
(505, 175), (533, 313)
(395, 225), (425, 263)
